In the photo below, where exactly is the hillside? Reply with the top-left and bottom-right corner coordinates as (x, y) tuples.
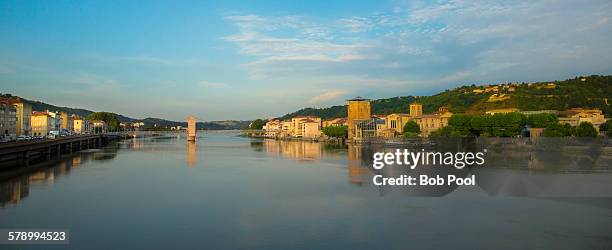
(0, 93), (250, 130)
(281, 75), (612, 119)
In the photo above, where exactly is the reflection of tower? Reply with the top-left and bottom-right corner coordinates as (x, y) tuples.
(348, 144), (369, 185)
(187, 116), (196, 141)
(347, 97), (371, 140)
(187, 140), (196, 167)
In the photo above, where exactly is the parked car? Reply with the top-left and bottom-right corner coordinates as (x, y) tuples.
(0, 136), (13, 143)
(16, 135), (31, 141)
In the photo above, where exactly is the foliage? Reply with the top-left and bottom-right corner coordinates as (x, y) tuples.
(87, 112), (119, 130)
(542, 123), (574, 137)
(249, 119), (266, 129)
(574, 122), (598, 137)
(443, 113), (524, 137)
(322, 125), (348, 139)
(402, 121), (421, 134)
(524, 113), (558, 128)
(403, 132), (419, 138)
(600, 120), (612, 137)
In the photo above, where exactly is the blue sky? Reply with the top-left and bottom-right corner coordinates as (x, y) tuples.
(1, 0), (611, 121)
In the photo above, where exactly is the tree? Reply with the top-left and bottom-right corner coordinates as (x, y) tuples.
(249, 119), (265, 129)
(525, 113), (558, 128)
(543, 123), (574, 137)
(600, 120), (612, 137)
(402, 121), (420, 134)
(575, 122), (598, 137)
(87, 112), (119, 131)
(322, 125), (348, 139)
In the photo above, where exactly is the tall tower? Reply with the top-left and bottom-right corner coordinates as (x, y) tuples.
(187, 116), (196, 141)
(347, 97), (371, 140)
(410, 102), (423, 117)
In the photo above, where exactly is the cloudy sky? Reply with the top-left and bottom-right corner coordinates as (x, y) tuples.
(1, 0), (611, 121)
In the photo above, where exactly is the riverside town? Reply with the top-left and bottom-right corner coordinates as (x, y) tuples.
(1, 1), (612, 249)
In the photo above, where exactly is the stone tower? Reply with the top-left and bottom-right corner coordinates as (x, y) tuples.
(410, 102), (423, 117)
(347, 97), (371, 140)
(187, 116), (196, 141)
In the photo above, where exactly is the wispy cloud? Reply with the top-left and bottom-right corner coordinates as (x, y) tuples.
(308, 90), (347, 104)
(84, 53), (200, 66)
(198, 80), (229, 89)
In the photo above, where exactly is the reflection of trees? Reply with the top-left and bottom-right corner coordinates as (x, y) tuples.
(480, 138), (606, 172)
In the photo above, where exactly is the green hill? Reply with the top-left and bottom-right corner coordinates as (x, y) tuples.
(281, 75), (612, 119)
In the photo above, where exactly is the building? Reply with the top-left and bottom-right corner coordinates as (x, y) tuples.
(381, 113), (411, 137)
(487, 93), (511, 102)
(280, 120), (293, 137)
(72, 115), (91, 134)
(47, 111), (62, 134)
(291, 116), (321, 137)
(322, 117), (348, 128)
(3, 97), (32, 136)
(520, 110), (559, 115)
(347, 97), (371, 140)
(412, 106), (453, 136)
(558, 108), (606, 130)
(485, 108), (520, 115)
(300, 119), (321, 139)
(59, 112), (73, 133)
(410, 102), (423, 117)
(31, 111), (53, 137)
(263, 119), (281, 137)
(0, 99), (17, 139)
(92, 120), (108, 134)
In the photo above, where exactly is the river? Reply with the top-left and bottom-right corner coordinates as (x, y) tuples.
(1, 131), (611, 249)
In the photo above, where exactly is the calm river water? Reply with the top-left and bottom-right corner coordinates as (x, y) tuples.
(1, 131), (611, 249)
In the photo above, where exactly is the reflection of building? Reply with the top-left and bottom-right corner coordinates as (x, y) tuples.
(558, 108), (606, 131)
(187, 141), (196, 167)
(0, 179), (29, 205)
(261, 139), (322, 161)
(0, 99), (17, 139)
(348, 145), (370, 185)
(347, 97), (371, 140)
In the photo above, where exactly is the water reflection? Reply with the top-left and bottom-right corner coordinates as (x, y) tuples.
(0, 143), (121, 207)
(187, 140), (197, 167)
(1, 154), (89, 206)
(252, 137), (612, 197)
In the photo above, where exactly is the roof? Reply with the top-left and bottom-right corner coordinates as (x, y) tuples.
(386, 113), (410, 117)
(31, 111), (49, 116)
(347, 96), (370, 101)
